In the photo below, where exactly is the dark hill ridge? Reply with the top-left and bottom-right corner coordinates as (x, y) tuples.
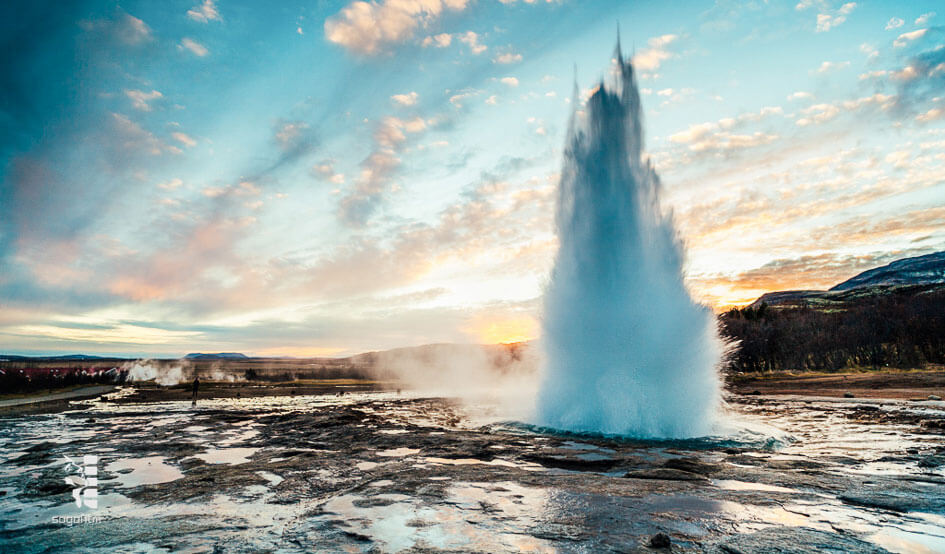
(830, 251), (945, 291)
(750, 251), (945, 309)
(183, 353), (249, 360)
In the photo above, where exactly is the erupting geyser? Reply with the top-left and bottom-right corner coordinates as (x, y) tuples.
(536, 45), (723, 438)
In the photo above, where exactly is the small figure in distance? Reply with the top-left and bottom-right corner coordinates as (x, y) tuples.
(192, 375), (200, 407)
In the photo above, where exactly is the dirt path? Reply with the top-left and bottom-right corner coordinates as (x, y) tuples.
(0, 385), (116, 409)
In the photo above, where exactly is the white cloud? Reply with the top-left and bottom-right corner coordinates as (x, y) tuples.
(858, 69), (888, 80)
(894, 28), (928, 48)
(668, 107), (785, 154)
(494, 52), (522, 64)
(859, 42), (878, 61)
(376, 117), (426, 147)
(884, 150), (910, 169)
(125, 89), (162, 111)
(916, 107), (944, 123)
(314, 161), (346, 184)
(110, 113), (179, 156)
(116, 14), (152, 45)
(179, 37), (209, 57)
(172, 132), (197, 147)
(157, 178), (183, 190)
(274, 121), (309, 149)
(459, 31), (486, 54)
(670, 127), (778, 153)
(815, 60), (849, 73)
(391, 92), (419, 106)
(915, 12), (935, 26)
(339, 115), (430, 224)
(421, 33), (452, 48)
(657, 88), (696, 107)
(500, 77), (519, 87)
(324, 0), (469, 55)
(632, 34), (677, 71)
(891, 65), (918, 81)
(813, 2), (856, 32)
(485, 95), (498, 105)
(448, 89), (479, 107)
(187, 0), (221, 23)
(885, 17), (904, 30)
(788, 91), (814, 101)
(794, 93), (893, 126)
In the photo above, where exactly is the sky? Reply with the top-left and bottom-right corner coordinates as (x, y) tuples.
(1, 0), (944, 358)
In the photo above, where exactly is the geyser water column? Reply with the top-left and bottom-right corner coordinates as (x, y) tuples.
(536, 47), (723, 439)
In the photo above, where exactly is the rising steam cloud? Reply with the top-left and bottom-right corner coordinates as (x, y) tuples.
(123, 360), (186, 386)
(366, 343), (540, 419)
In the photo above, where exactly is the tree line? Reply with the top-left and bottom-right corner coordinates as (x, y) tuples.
(719, 287), (945, 373)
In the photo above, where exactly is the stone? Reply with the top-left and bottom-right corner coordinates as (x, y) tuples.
(917, 456), (944, 468)
(624, 468), (708, 481)
(648, 532), (671, 548)
(663, 456), (721, 475)
(713, 526), (889, 553)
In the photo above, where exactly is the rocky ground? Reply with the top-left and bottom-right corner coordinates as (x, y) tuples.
(0, 383), (943, 552)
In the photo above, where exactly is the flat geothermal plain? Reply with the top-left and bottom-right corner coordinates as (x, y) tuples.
(1, 372), (944, 553)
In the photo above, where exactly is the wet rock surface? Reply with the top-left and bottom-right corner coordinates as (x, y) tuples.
(712, 527), (890, 553)
(0, 387), (943, 552)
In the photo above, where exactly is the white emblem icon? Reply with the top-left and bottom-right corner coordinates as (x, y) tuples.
(63, 455), (98, 509)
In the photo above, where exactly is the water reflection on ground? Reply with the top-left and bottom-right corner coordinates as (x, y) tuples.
(0, 389), (942, 552)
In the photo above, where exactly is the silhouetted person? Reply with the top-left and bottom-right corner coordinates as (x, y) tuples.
(192, 376), (200, 406)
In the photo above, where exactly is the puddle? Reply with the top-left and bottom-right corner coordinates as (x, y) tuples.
(106, 456), (185, 487)
(194, 447), (259, 465)
(313, 482), (554, 552)
(256, 471), (284, 486)
(713, 480), (800, 494)
(871, 528), (945, 554)
(424, 457), (517, 467)
(377, 448), (420, 457)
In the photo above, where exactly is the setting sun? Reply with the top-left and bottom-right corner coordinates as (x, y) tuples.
(467, 315), (539, 345)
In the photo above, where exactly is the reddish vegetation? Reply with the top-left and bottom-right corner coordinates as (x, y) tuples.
(730, 369), (945, 399)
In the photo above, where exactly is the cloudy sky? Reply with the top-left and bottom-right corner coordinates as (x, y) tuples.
(1, 0), (943, 357)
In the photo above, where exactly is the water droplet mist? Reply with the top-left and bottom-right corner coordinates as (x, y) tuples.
(536, 48), (723, 438)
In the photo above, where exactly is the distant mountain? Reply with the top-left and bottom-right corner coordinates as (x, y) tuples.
(0, 354), (109, 361)
(184, 352), (249, 360)
(830, 251), (945, 291)
(750, 251), (945, 309)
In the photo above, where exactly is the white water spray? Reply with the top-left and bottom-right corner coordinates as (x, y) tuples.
(536, 46), (723, 438)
